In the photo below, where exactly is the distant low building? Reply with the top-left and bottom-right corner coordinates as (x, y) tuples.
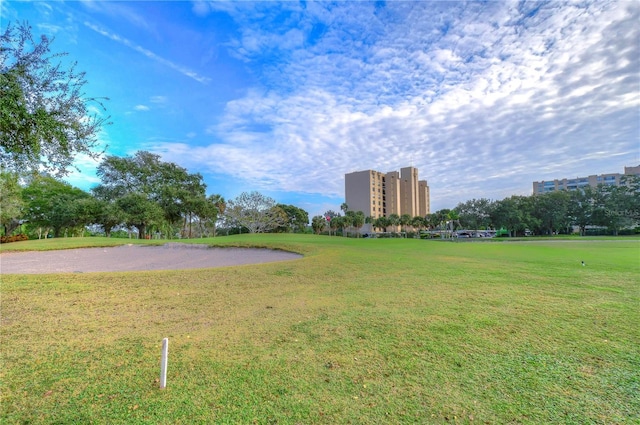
(345, 166), (430, 219)
(533, 165), (640, 194)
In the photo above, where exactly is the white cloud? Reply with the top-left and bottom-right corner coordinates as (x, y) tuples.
(84, 21), (211, 84)
(156, 1), (639, 210)
(150, 96), (168, 104)
(134, 104), (150, 111)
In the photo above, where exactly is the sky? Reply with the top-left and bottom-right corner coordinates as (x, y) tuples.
(3, 0), (639, 218)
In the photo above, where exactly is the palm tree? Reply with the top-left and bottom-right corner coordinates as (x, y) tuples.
(447, 210), (461, 238)
(400, 213), (412, 236)
(374, 216), (390, 232)
(311, 215), (326, 234)
(388, 213), (400, 233)
(329, 216), (341, 236)
(341, 213), (353, 237)
(365, 215), (374, 232)
(412, 215), (425, 237)
(352, 211), (365, 237)
(208, 194), (225, 237)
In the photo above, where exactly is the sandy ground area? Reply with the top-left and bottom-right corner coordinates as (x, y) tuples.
(0, 243), (302, 274)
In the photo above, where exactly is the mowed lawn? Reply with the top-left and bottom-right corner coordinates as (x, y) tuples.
(1, 235), (638, 424)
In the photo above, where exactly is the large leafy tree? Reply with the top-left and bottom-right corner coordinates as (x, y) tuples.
(116, 192), (164, 239)
(531, 191), (571, 235)
(491, 196), (538, 237)
(1, 22), (109, 176)
(592, 178), (640, 235)
(568, 187), (595, 236)
(454, 198), (494, 230)
(94, 151), (216, 238)
(92, 198), (126, 237)
(275, 204), (309, 233)
(490, 197), (522, 237)
(224, 191), (286, 234)
(21, 174), (90, 238)
(0, 171), (24, 235)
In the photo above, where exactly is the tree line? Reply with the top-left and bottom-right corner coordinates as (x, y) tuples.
(2, 159), (637, 240)
(0, 151), (309, 240)
(311, 176), (639, 237)
(450, 177), (639, 236)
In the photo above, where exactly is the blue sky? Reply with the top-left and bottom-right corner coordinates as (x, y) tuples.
(4, 1), (639, 218)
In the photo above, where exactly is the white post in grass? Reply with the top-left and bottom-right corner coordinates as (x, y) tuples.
(160, 337), (169, 389)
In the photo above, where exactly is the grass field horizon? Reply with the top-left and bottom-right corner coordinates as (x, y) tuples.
(2, 234), (639, 424)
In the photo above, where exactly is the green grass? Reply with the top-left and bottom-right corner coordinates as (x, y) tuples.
(1, 235), (639, 424)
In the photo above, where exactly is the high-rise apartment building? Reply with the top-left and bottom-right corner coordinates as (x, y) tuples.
(345, 166), (430, 219)
(533, 165), (640, 194)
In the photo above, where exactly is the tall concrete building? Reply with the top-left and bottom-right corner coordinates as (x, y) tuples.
(345, 166), (430, 219)
(533, 165), (640, 194)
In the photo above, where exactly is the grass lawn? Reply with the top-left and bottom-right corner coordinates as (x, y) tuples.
(1, 235), (639, 424)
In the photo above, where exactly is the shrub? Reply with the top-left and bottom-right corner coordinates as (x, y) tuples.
(0, 234), (29, 244)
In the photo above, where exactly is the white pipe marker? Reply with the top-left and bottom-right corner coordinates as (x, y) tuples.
(160, 337), (169, 389)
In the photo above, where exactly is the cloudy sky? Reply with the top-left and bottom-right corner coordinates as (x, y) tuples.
(4, 1), (639, 217)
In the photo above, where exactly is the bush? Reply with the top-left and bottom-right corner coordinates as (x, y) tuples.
(0, 234), (29, 244)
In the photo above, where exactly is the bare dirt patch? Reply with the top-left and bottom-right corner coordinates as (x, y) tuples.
(0, 243), (302, 274)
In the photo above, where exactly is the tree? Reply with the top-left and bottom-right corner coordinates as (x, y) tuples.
(454, 198), (493, 230)
(22, 174), (90, 238)
(1, 22), (110, 176)
(411, 215), (425, 234)
(224, 191), (286, 233)
(531, 191), (571, 235)
(324, 210), (340, 220)
(331, 215), (345, 236)
(206, 194), (226, 237)
(60, 196), (99, 237)
(95, 151), (218, 238)
(490, 196), (535, 237)
(400, 213), (412, 234)
(117, 192), (163, 239)
(0, 171), (24, 235)
(593, 179), (639, 235)
(311, 215), (326, 234)
(373, 215), (390, 232)
(388, 213), (400, 232)
(568, 187), (594, 236)
(195, 194), (225, 237)
(91, 199), (125, 237)
(324, 210), (340, 236)
(351, 210), (365, 237)
(424, 213), (439, 230)
(446, 210), (461, 237)
(276, 204), (310, 233)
